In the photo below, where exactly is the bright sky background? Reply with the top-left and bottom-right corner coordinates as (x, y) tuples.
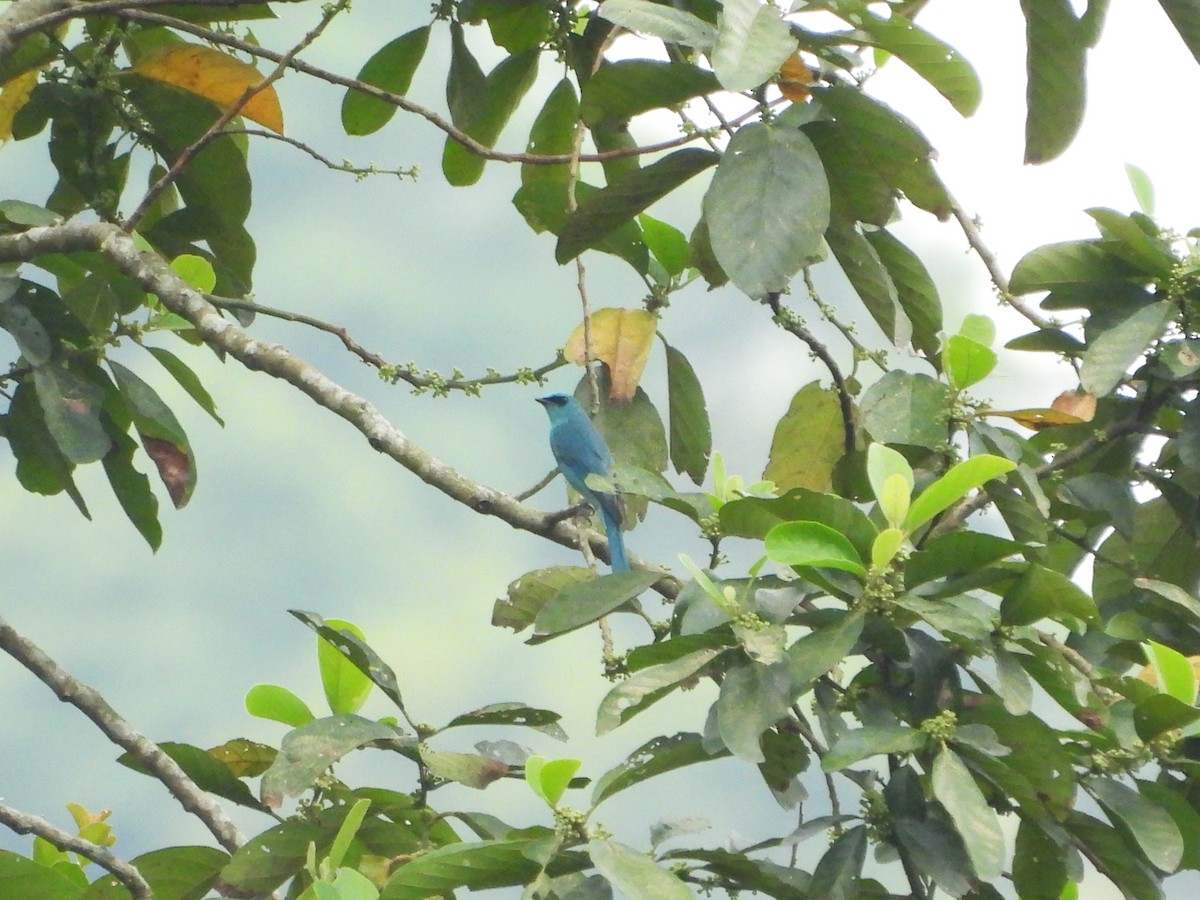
(2, 1), (1199, 896)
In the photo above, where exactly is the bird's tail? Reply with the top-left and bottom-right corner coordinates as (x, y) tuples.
(600, 509), (629, 572)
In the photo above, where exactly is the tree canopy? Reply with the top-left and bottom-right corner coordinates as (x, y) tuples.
(2, 1), (1200, 898)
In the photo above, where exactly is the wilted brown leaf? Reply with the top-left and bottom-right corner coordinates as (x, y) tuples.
(777, 53), (815, 103)
(142, 435), (192, 508)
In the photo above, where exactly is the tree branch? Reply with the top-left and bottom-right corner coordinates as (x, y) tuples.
(0, 614), (245, 853)
(0, 222), (674, 592)
(0, 800), (153, 899)
(766, 291), (856, 453)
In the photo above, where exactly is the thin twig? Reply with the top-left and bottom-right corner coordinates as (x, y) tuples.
(0, 801), (152, 900)
(0, 614), (245, 852)
(222, 128), (419, 181)
(767, 291), (856, 453)
(123, 1), (349, 231)
(203, 295), (566, 393)
(948, 192), (1053, 330)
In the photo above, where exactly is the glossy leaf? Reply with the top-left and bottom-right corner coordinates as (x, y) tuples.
(808, 825), (867, 900)
(85, 846), (229, 899)
(905, 454), (1016, 531)
(1000, 563), (1098, 627)
(932, 747), (1005, 881)
(702, 123), (829, 296)
(557, 148), (718, 263)
(831, 1), (980, 115)
(715, 660), (790, 762)
(1086, 777), (1183, 873)
(865, 228), (943, 365)
(827, 212), (908, 345)
(764, 521), (866, 578)
(108, 360), (195, 508)
(444, 50), (539, 186)
(535, 570), (661, 639)
(289, 610), (407, 711)
(860, 371), (953, 448)
(317, 618), (374, 716)
(589, 840), (692, 900)
(102, 427), (162, 551)
(341, 26), (430, 135)
(711, 0), (797, 91)
(581, 59), (717, 126)
(1021, 0), (1087, 163)
(1080, 301), (1174, 395)
(664, 341), (711, 484)
(597, 647), (722, 735)
(1009, 239), (1139, 292)
(592, 732), (727, 806)
(787, 609), (866, 695)
(596, 0), (717, 49)
(943, 335), (997, 390)
(118, 741), (263, 811)
(763, 381), (846, 492)
(145, 346), (223, 425)
(525, 756), (580, 807)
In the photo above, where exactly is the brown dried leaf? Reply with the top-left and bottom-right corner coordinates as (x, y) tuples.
(142, 435), (192, 508)
(777, 52), (815, 103)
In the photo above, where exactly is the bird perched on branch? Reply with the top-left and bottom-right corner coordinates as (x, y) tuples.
(536, 393), (628, 572)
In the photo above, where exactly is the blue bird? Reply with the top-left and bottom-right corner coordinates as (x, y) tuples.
(536, 393), (629, 572)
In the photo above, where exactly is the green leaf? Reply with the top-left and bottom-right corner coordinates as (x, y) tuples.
(520, 78), (577, 190)
(260, 715), (409, 807)
(1011, 818), (1067, 900)
(1080, 301), (1174, 395)
(721, 489), (877, 561)
(493, 565), (596, 632)
(764, 521), (866, 578)
(1086, 207), (1176, 277)
(942, 335), (997, 390)
(1143, 640), (1197, 704)
(711, 0), (797, 91)
(992, 646), (1033, 716)
(84, 846), (230, 899)
(556, 148), (718, 263)
(904, 454), (1017, 531)
(7, 382), (89, 515)
(445, 22), (487, 126)
(864, 228), (943, 366)
(830, 2), (980, 115)
(822, 726), (926, 772)
(245, 683), (315, 727)
(860, 371), (953, 448)
(444, 50), (539, 186)
(1009, 239), (1140, 292)
(118, 741), (263, 811)
(1125, 162), (1156, 215)
(145, 346), (223, 425)
(808, 825), (867, 900)
(420, 747), (507, 789)
(597, 647), (722, 735)
(1000, 563), (1099, 627)
(217, 819), (326, 896)
(932, 747), (1005, 881)
(1157, 0), (1200, 64)
(289, 610), (408, 712)
(811, 84), (950, 219)
(1065, 812), (1163, 899)
(0, 850), (90, 900)
(906, 532), (1023, 586)
(804, 121), (896, 227)
(787, 609), (865, 696)
(1133, 693), (1200, 741)
(341, 26), (430, 135)
(702, 123), (830, 296)
(763, 381), (846, 493)
(380, 839), (546, 898)
(0, 199), (61, 228)
(1086, 777), (1183, 873)
(827, 212), (907, 345)
(589, 840), (693, 900)
(33, 361), (110, 464)
(107, 359), (196, 508)
(525, 756), (581, 807)
(318, 618), (374, 716)
(0, 291), (52, 365)
(534, 570), (662, 639)
(444, 702), (564, 737)
(715, 660), (790, 762)
(871, 527), (905, 569)
(641, 214), (689, 277)
(592, 733), (727, 807)
(664, 341), (711, 483)
(102, 426), (161, 551)
(866, 442), (913, 513)
(581, 60), (718, 126)
(1022, 0), (1089, 163)
(597, 0), (717, 50)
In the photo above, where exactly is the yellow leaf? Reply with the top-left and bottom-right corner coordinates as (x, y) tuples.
(1051, 389), (1097, 422)
(982, 407), (1086, 429)
(764, 381), (845, 492)
(0, 69), (39, 141)
(564, 308), (657, 404)
(131, 44), (284, 134)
